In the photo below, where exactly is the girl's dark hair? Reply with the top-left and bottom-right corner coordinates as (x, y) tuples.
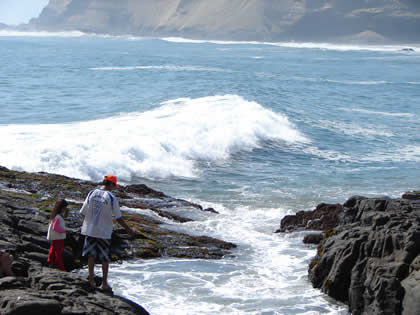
(50, 199), (68, 221)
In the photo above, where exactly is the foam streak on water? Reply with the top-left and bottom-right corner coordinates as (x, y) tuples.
(90, 65), (235, 72)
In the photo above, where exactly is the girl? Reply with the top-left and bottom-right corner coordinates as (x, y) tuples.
(47, 199), (68, 271)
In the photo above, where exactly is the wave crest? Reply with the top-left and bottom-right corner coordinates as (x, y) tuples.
(1, 95), (307, 181)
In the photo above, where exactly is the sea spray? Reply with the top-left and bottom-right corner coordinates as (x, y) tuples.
(0, 95), (307, 182)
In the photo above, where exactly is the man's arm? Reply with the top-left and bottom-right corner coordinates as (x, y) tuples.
(116, 217), (136, 237)
(113, 195), (137, 238)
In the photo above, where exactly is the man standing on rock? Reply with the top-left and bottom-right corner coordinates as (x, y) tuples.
(80, 174), (136, 291)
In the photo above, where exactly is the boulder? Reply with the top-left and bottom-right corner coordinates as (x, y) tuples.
(303, 233), (323, 245)
(307, 194), (420, 315)
(400, 255), (420, 315)
(277, 203), (342, 233)
(402, 191), (420, 200)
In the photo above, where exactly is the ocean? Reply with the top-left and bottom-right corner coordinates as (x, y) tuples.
(1, 31), (420, 314)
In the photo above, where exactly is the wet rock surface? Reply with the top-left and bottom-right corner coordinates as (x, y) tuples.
(279, 192), (420, 315)
(0, 166), (236, 314)
(276, 203), (342, 233)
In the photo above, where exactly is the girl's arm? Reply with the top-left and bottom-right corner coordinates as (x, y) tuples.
(52, 218), (66, 233)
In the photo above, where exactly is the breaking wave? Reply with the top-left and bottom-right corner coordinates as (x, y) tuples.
(0, 95), (307, 182)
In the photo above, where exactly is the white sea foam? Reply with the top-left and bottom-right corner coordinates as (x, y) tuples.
(0, 95), (307, 182)
(325, 79), (388, 85)
(90, 65), (234, 72)
(96, 201), (348, 314)
(161, 36), (419, 52)
(303, 143), (420, 164)
(270, 42), (419, 52)
(342, 108), (415, 117)
(361, 145), (420, 163)
(0, 30), (86, 37)
(0, 30), (146, 41)
(301, 146), (353, 162)
(161, 37), (248, 45)
(2, 31), (417, 53)
(317, 120), (394, 138)
(294, 76), (390, 85)
(299, 142), (420, 165)
(268, 74), (420, 86)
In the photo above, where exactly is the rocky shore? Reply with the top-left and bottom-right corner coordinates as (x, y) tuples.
(278, 192), (420, 315)
(0, 166), (236, 314)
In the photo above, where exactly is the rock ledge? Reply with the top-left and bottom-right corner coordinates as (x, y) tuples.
(279, 192), (420, 315)
(0, 166), (236, 314)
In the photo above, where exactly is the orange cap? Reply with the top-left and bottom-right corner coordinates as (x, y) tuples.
(104, 174), (119, 188)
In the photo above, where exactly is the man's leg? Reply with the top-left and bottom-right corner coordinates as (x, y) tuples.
(88, 256), (95, 287)
(96, 238), (111, 290)
(101, 261), (109, 289)
(82, 236), (98, 288)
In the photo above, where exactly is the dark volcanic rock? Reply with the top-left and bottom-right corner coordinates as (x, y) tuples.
(401, 256), (420, 315)
(0, 270), (150, 314)
(0, 166), (237, 314)
(303, 233), (323, 245)
(305, 194), (420, 315)
(277, 203), (342, 233)
(123, 184), (167, 198)
(402, 191), (420, 200)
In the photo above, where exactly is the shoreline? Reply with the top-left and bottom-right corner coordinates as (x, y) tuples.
(0, 28), (419, 53)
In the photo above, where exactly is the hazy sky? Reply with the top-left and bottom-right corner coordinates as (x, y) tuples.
(0, 0), (49, 25)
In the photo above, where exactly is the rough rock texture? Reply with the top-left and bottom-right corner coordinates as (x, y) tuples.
(280, 192), (420, 314)
(0, 272), (149, 314)
(0, 166), (236, 314)
(276, 203), (342, 233)
(303, 233), (324, 245)
(28, 0), (420, 43)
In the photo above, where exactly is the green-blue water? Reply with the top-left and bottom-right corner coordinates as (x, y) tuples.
(1, 32), (419, 314)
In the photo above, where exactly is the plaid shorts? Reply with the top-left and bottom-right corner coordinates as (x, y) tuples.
(82, 236), (111, 262)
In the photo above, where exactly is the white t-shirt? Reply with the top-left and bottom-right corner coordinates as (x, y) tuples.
(79, 189), (122, 239)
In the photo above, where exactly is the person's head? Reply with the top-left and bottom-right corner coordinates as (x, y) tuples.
(50, 199), (68, 221)
(102, 174), (119, 191)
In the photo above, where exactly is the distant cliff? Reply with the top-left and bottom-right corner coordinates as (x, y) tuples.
(29, 0), (420, 43)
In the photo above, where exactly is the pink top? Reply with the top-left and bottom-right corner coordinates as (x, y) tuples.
(52, 218), (66, 233)
(47, 214), (66, 240)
